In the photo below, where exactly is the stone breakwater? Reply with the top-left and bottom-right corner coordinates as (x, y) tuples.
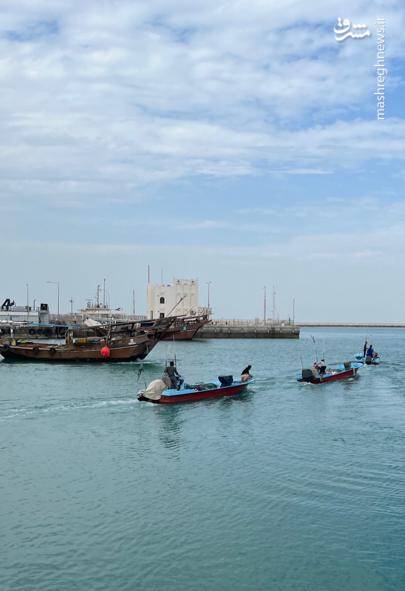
(199, 323), (300, 339)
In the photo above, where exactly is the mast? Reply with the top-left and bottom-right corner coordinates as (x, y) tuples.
(263, 286), (267, 323)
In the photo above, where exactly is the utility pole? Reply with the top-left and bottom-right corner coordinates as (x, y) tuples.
(46, 281), (60, 316)
(272, 286), (276, 325)
(103, 278), (106, 308)
(263, 286), (267, 323)
(147, 265), (151, 284)
(69, 298), (74, 315)
(206, 281), (212, 311)
(132, 289), (136, 315)
(26, 283), (29, 320)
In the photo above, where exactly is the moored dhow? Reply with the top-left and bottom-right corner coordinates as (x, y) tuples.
(141, 313), (210, 341)
(0, 318), (174, 363)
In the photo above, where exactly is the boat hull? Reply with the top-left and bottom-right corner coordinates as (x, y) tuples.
(298, 367), (359, 384)
(355, 354), (380, 365)
(161, 326), (203, 341)
(365, 357), (380, 365)
(0, 338), (156, 363)
(160, 315), (210, 341)
(139, 379), (253, 404)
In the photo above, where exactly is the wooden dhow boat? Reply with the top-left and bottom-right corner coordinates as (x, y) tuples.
(0, 318), (174, 363)
(140, 313), (210, 341)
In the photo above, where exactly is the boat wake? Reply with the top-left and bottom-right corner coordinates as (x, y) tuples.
(0, 396), (138, 421)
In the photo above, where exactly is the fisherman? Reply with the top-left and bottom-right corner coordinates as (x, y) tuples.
(363, 340), (368, 358)
(316, 359), (327, 375)
(241, 365), (252, 382)
(366, 344), (374, 358)
(164, 361), (182, 390)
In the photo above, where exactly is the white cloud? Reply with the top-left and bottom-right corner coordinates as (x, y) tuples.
(1, 0), (404, 208)
(1, 0), (405, 321)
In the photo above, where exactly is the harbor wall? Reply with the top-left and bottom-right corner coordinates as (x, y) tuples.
(199, 321), (299, 339)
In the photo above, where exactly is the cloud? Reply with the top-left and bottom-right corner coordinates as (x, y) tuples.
(1, 0), (405, 321)
(1, 0), (405, 209)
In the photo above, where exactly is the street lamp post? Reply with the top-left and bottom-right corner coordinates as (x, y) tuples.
(26, 283), (29, 320)
(46, 281), (60, 316)
(206, 281), (212, 312)
(263, 286), (267, 323)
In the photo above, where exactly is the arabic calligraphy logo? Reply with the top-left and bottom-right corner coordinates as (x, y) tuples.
(334, 18), (371, 42)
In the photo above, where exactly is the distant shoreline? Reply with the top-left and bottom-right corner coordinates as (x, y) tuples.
(297, 323), (405, 329)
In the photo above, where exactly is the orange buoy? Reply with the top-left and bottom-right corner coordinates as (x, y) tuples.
(100, 345), (111, 359)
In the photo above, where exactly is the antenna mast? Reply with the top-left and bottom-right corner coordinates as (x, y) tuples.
(263, 286), (267, 323)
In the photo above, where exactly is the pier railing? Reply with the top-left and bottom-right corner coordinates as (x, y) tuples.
(209, 318), (294, 327)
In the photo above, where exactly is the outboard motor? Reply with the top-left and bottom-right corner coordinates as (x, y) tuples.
(218, 375), (233, 386)
(301, 369), (315, 382)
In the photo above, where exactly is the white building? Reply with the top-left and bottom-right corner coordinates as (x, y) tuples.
(0, 303), (50, 324)
(0, 308), (38, 324)
(147, 278), (200, 319)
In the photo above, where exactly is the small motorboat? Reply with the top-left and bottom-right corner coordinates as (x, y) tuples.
(297, 361), (361, 384)
(354, 353), (381, 365)
(138, 375), (254, 404)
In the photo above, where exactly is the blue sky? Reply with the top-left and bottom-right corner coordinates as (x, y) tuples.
(1, 0), (405, 321)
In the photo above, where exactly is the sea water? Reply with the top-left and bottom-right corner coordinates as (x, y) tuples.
(1, 328), (404, 591)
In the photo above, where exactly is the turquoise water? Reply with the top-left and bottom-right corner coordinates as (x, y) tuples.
(1, 328), (405, 591)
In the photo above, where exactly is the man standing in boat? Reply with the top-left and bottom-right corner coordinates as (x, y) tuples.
(365, 344), (375, 365)
(164, 361), (182, 389)
(241, 365), (253, 382)
(317, 359), (327, 375)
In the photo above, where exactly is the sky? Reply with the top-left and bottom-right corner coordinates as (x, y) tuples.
(1, 0), (405, 321)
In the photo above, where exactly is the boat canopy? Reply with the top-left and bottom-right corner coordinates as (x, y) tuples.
(142, 379), (167, 401)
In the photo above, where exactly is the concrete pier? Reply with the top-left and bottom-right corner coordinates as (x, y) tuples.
(199, 320), (299, 339)
(297, 322), (405, 328)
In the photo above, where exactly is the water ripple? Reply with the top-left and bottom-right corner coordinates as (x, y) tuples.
(1, 329), (405, 591)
